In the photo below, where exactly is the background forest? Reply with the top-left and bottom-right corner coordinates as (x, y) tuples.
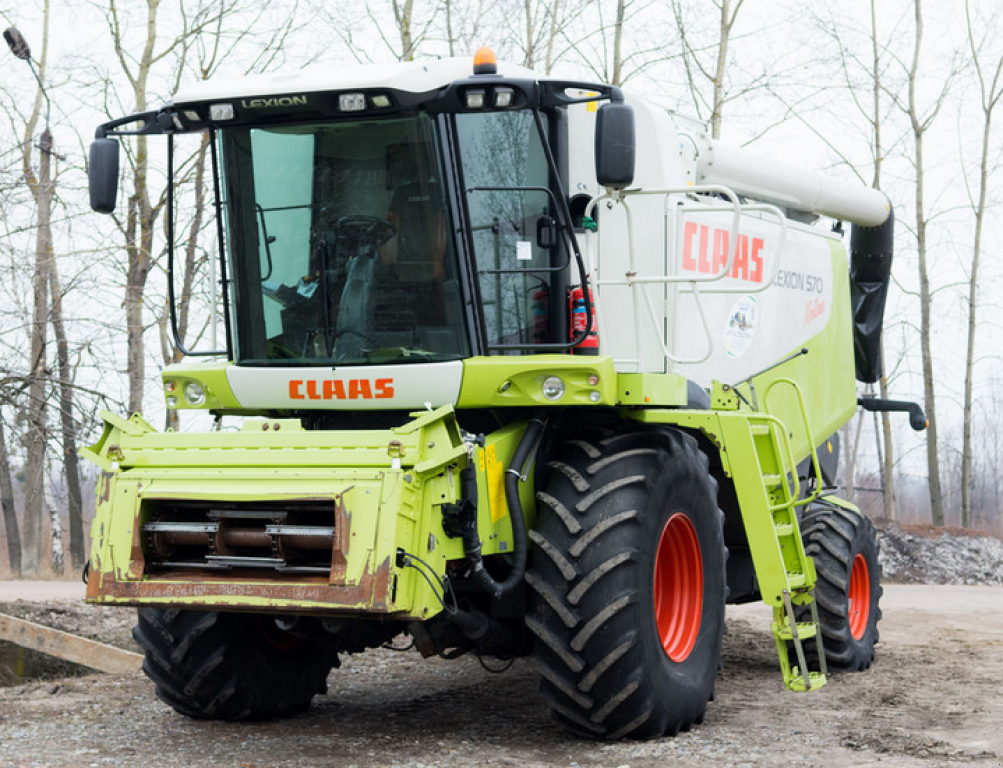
(1, 0), (1000, 577)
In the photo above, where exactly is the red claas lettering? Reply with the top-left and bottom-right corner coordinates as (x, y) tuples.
(682, 222), (766, 284)
(288, 378), (395, 400)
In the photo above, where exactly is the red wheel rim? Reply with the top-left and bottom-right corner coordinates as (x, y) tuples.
(653, 513), (703, 662)
(848, 553), (870, 641)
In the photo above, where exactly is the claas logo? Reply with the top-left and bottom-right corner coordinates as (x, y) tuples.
(682, 221), (765, 283)
(289, 378), (394, 400)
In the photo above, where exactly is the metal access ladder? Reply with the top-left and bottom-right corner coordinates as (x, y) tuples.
(717, 378), (828, 692)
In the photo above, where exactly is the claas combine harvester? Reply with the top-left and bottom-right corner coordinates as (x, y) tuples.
(83, 49), (923, 739)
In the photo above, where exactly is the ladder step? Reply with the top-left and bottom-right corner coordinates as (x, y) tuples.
(750, 424), (771, 436)
(788, 670), (827, 693)
(762, 473), (784, 487)
(774, 522), (794, 537)
(774, 621), (818, 641)
(786, 572), (807, 589)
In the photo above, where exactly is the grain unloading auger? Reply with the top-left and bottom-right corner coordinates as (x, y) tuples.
(83, 49), (923, 738)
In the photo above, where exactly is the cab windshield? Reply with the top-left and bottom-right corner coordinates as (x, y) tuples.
(219, 114), (469, 365)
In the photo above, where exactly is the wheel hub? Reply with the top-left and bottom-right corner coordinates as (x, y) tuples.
(654, 512), (703, 662)
(848, 553), (870, 640)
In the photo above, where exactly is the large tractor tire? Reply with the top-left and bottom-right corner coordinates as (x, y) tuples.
(133, 609), (336, 721)
(799, 502), (882, 671)
(526, 426), (727, 740)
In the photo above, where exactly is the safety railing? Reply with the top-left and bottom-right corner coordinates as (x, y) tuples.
(582, 186), (787, 368)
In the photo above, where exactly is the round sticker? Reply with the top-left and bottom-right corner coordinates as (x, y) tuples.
(724, 295), (757, 359)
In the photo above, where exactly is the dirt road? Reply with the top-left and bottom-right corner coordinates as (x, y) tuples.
(1, 584), (1001, 768)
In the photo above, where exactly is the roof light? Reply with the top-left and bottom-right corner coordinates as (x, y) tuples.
(465, 89), (486, 109)
(209, 103), (234, 121)
(183, 110), (202, 122)
(371, 94), (391, 108)
(473, 46), (497, 75)
(494, 87), (514, 108)
(339, 93), (366, 111)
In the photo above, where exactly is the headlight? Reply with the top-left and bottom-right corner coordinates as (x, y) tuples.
(339, 93), (366, 111)
(184, 382), (206, 406)
(542, 376), (565, 401)
(209, 103), (234, 121)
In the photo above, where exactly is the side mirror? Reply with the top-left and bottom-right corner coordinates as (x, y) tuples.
(89, 138), (120, 214)
(594, 102), (635, 189)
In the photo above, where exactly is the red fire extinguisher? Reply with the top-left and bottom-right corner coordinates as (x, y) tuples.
(569, 285), (599, 355)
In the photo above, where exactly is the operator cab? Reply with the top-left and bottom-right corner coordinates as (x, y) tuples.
(88, 51), (634, 367)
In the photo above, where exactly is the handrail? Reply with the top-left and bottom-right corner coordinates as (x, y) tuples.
(762, 377), (823, 509)
(582, 185), (789, 368)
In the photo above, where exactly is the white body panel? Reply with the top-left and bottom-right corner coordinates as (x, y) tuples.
(567, 99), (845, 380)
(174, 58), (538, 105)
(670, 211), (837, 386)
(226, 361), (463, 410)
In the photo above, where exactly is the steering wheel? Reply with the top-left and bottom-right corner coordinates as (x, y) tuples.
(335, 215), (397, 250)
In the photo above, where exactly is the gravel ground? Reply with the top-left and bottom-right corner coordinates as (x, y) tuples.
(2, 586), (1003, 768)
(2, 522), (1003, 767)
(876, 520), (1003, 585)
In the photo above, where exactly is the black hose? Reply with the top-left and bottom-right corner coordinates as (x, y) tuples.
(462, 416), (545, 600)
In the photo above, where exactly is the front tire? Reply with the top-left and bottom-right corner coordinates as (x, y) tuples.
(133, 609), (336, 721)
(526, 426), (726, 740)
(799, 503), (882, 671)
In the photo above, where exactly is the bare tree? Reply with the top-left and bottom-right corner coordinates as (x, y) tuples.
(866, 0), (898, 521)
(959, 0), (1003, 529)
(671, 0), (745, 139)
(7, 8), (56, 576)
(440, 0), (486, 58)
(0, 411), (21, 576)
(897, 0), (955, 527)
(100, 0), (231, 417)
(49, 257), (84, 568)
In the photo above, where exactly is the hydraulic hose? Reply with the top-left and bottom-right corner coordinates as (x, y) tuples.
(461, 416), (545, 601)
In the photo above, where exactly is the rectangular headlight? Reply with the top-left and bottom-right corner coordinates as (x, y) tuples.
(209, 103), (235, 121)
(494, 87), (514, 108)
(465, 89), (486, 109)
(339, 93), (366, 111)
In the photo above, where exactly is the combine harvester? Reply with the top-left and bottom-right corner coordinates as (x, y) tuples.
(84, 49), (923, 738)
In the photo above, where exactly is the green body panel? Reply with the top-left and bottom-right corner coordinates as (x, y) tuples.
(84, 406), (487, 620)
(456, 355), (617, 408)
(737, 238), (857, 465)
(161, 359), (241, 411)
(617, 373), (688, 406)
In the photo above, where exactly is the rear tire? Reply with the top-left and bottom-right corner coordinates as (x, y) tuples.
(133, 609), (336, 720)
(798, 503), (882, 671)
(526, 426), (726, 740)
